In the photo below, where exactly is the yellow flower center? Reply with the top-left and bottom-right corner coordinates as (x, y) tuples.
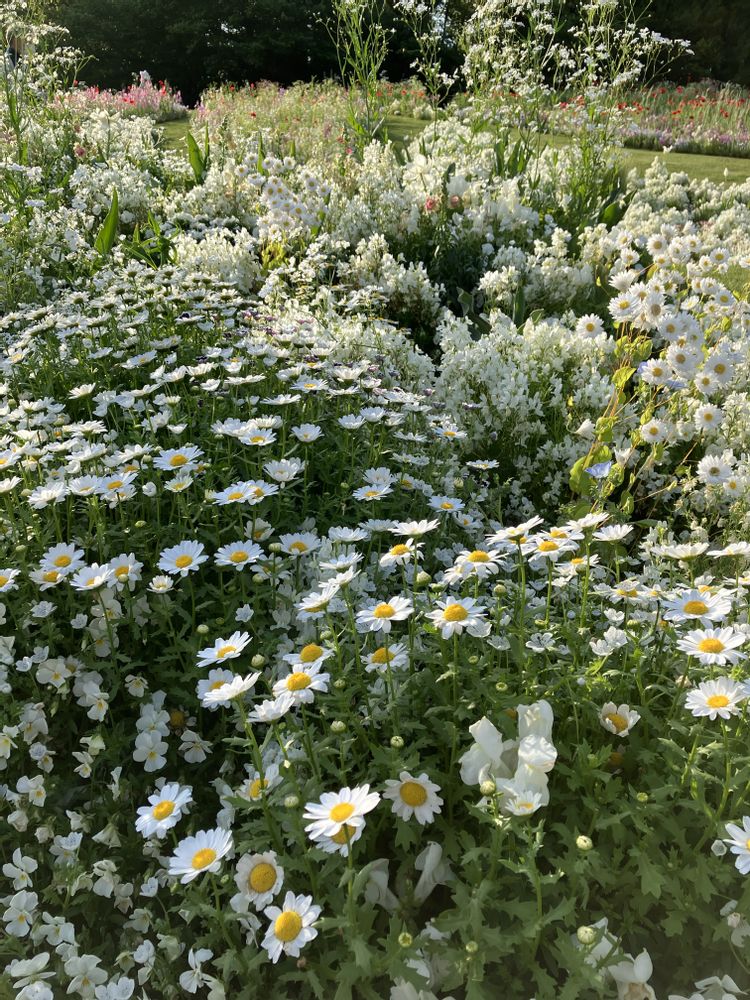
(228, 491), (244, 501)
(42, 571), (59, 583)
(175, 555), (193, 569)
(468, 550), (490, 562)
(390, 544), (410, 556)
(106, 480), (123, 490)
(85, 577), (97, 587)
(248, 862), (277, 893)
(191, 847), (217, 870)
(170, 455), (187, 467)
(229, 551), (248, 563)
(0, 575), (7, 586)
(330, 802), (355, 822)
(373, 603), (395, 619)
(616, 588), (638, 598)
(399, 781), (428, 807)
(707, 694), (730, 709)
(274, 910), (302, 942)
(330, 823), (357, 845)
(715, 363), (726, 374)
(249, 436), (267, 444)
(152, 800), (175, 821)
(571, 557), (585, 566)
(286, 672), (312, 691)
(216, 644), (237, 659)
(364, 489), (380, 498)
(605, 712), (628, 733)
(300, 644), (323, 663)
(371, 647), (393, 664)
(440, 501), (455, 510)
(169, 709), (186, 728)
(54, 555), (72, 567)
(697, 638), (725, 654)
(538, 540), (559, 552)
(683, 600), (708, 616)
(549, 529), (568, 539)
(249, 778), (268, 800)
(443, 603), (469, 622)
(290, 541), (308, 553)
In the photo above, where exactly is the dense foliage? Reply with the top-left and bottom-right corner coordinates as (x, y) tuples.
(3, 2), (750, 998)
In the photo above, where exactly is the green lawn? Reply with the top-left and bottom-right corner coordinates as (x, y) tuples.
(378, 115), (750, 183)
(158, 113), (750, 184)
(158, 118), (192, 150)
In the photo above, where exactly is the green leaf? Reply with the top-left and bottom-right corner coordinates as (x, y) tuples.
(94, 189), (119, 255)
(186, 133), (205, 184)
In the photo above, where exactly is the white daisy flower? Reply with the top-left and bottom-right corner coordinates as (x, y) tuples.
(364, 642), (408, 674)
(426, 597), (490, 639)
(272, 662), (330, 705)
(232, 851), (284, 911)
(663, 589), (733, 625)
(685, 677), (747, 721)
(158, 540), (208, 577)
(599, 702), (640, 736)
(261, 891), (321, 963)
(168, 828), (233, 883)
(676, 627), (746, 665)
(303, 785), (380, 842)
(383, 771), (443, 824)
(356, 596), (413, 633)
(197, 632), (252, 668)
(201, 671), (260, 707)
(214, 541), (264, 569)
(135, 782), (192, 839)
(724, 817), (750, 875)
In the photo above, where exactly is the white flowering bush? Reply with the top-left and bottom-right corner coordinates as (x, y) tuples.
(3, 2), (750, 997)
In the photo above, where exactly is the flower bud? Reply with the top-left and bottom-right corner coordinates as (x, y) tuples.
(398, 932), (413, 948)
(284, 795), (299, 809)
(135, 520), (147, 528)
(479, 779), (496, 797)
(390, 736), (404, 750)
(214, 618), (225, 627)
(576, 835), (593, 852)
(636, 792), (649, 803)
(465, 941), (479, 955)
(269, 542), (282, 553)
(196, 624), (209, 635)
(252, 573), (265, 584)
(331, 720), (346, 734)
(416, 570), (431, 586)
(577, 926), (596, 945)
(493, 584), (506, 596)
(251, 654), (266, 668)
(333, 678), (346, 690)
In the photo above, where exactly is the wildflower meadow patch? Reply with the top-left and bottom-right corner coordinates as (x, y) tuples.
(2, 1), (750, 998)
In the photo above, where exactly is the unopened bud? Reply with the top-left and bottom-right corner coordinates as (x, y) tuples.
(576, 835), (593, 852)
(479, 779), (496, 797)
(577, 926), (596, 945)
(331, 720), (346, 734)
(251, 654), (266, 668)
(390, 735), (404, 750)
(333, 678), (346, 690)
(465, 940), (479, 955)
(269, 542), (282, 553)
(398, 932), (413, 948)
(284, 795), (299, 809)
(196, 624), (209, 635)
